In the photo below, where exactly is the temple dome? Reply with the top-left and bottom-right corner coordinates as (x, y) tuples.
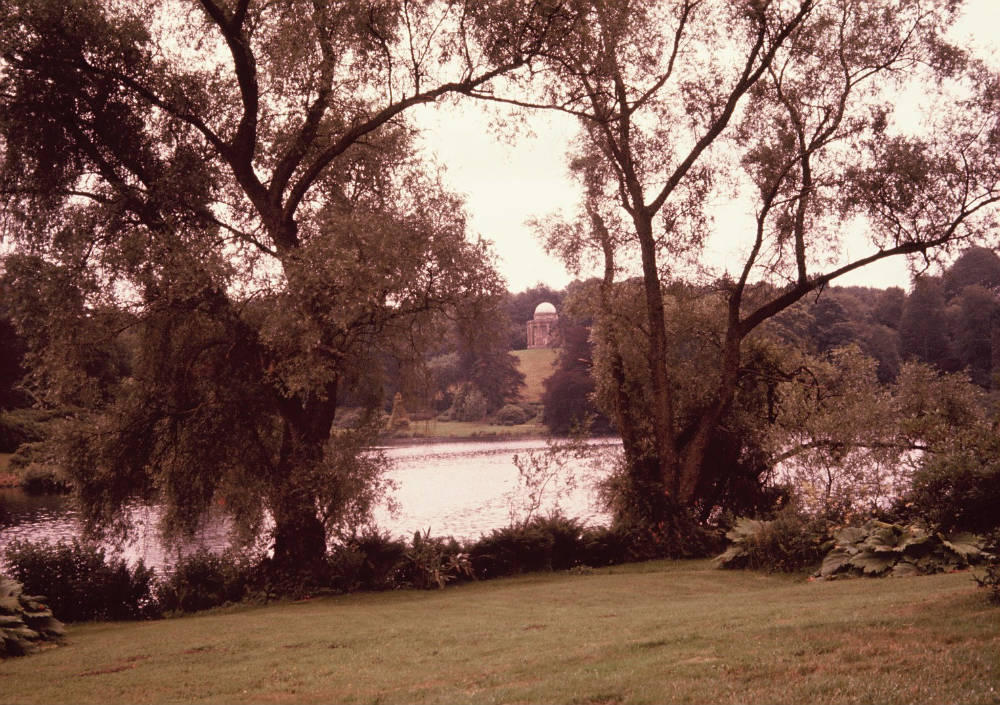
(533, 301), (557, 318)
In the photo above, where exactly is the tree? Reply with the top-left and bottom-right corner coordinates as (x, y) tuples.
(0, 0), (574, 576)
(950, 284), (1000, 387)
(512, 0), (1000, 537)
(898, 276), (953, 370)
(943, 246), (1000, 298)
(541, 319), (610, 435)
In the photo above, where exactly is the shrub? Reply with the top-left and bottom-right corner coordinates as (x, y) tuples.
(156, 550), (256, 614)
(3, 539), (159, 621)
(532, 514), (586, 570)
(329, 530), (407, 591)
(0, 410), (45, 454)
(8, 442), (71, 494)
(578, 525), (636, 567)
(449, 385), (489, 422)
(974, 531), (1000, 604)
(469, 524), (555, 578)
(494, 404), (531, 426)
(904, 436), (1000, 535)
(468, 514), (587, 578)
(818, 520), (987, 579)
(398, 531), (472, 589)
(0, 575), (65, 658)
(716, 509), (832, 572)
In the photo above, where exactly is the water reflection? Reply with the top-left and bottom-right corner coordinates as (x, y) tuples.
(0, 438), (619, 572)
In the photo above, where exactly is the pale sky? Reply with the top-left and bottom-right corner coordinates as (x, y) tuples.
(414, 0), (1000, 295)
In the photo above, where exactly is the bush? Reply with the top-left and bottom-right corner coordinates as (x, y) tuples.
(3, 539), (159, 621)
(156, 550), (256, 614)
(0, 410), (45, 454)
(818, 520), (987, 579)
(974, 531), (1000, 604)
(904, 437), (1000, 535)
(716, 509), (832, 572)
(469, 524), (555, 578)
(329, 530), (407, 591)
(0, 575), (65, 658)
(449, 385), (489, 422)
(578, 525), (636, 567)
(7, 442), (71, 494)
(397, 531), (472, 589)
(468, 514), (587, 578)
(494, 404), (531, 426)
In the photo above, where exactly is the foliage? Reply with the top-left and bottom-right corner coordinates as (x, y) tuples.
(329, 531), (408, 592)
(904, 421), (1000, 535)
(818, 520), (986, 580)
(398, 531), (472, 590)
(494, 404), (532, 426)
(0, 574), (65, 658)
(0, 409), (46, 454)
(899, 277), (955, 370)
(2, 539), (158, 621)
(943, 246), (1000, 298)
(531, 0), (1000, 556)
(0, 0), (567, 580)
(448, 384), (490, 422)
(541, 323), (610, 435)
(155, 550), (259, 614)
(387, 393), (411, 431)
(588, 281), (790, 529)
(973, 531), (1000, 604)
(715, 509), (832, 573)
(468, 518), (564, 578)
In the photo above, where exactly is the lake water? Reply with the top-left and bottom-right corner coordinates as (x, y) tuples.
(0, 438), (619, 572)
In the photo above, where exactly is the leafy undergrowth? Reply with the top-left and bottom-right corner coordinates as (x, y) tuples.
(0, 576), (65, 657)
(820, 520), (987, 579)
(0, 560), (996, 704)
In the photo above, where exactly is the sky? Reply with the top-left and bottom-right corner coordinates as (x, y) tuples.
(414, 0), (1000, 295)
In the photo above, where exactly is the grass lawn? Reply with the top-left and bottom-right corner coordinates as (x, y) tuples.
(2, 560), (997, 704)
(512, 348), (559, 403)
(387, 418), (546, 441)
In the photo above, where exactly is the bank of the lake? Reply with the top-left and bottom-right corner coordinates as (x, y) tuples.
(0, 560), (996, 704)
(0, 438), (619, 572)
(0, 454), (17, 489)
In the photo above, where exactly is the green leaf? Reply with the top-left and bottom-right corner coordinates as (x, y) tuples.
(899, 531), (933, 555)
(833, 526), (866, 546)
(821, 548), (852, 577)
(848, 550), (895, 575)
(726, 518), (765, 542)
(941, 533), (983, 560)
(890, 561), (919, 577)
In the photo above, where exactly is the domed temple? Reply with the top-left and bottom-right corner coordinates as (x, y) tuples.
(526, 301), (559, 349)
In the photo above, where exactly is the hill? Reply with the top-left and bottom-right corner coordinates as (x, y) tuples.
(513, 348), (559, 403)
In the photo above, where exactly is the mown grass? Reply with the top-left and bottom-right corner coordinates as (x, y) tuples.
(513, 348), (559, 403)
(387, 418), (546, 440)
(2, 560), (997, 704)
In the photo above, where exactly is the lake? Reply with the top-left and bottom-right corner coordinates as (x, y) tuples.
(0, 437), (619, 572)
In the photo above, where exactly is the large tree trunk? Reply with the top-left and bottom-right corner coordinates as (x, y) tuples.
(632, 212), (681, 496)
(268, 393), (338, 577)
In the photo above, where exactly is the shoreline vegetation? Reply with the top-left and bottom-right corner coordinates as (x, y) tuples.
(0, 560), (996, 704)
(0, 454), (17, 489)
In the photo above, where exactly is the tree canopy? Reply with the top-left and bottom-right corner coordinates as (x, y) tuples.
(0, 0), (575, 575)
(4, 0), (1000, 569)
(524, 0), (1000, 538)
